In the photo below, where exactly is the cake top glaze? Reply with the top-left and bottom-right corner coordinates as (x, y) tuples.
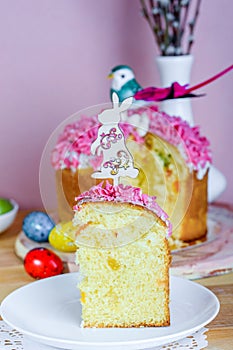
(74, 181), (172, 237)
(51, 105), (212, 178)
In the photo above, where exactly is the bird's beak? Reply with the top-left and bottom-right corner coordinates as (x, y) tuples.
(107, 73), (113, 79)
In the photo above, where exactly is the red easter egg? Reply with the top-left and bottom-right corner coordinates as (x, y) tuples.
(24, 247), (63, 279)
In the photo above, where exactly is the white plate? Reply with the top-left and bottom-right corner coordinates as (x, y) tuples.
(1, 273), (219, 350)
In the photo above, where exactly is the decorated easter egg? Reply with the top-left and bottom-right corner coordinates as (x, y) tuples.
(23, 211), (55, 242)
(49, 221), (77, 252)
(24, 247), (63, 279)
(0, 198), (13, 215)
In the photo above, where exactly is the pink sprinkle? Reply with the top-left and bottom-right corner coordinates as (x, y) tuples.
(51, 106), (212, 174)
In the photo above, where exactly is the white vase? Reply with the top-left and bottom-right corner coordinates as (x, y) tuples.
(156, 54), (226, 202)
(156, 55), (194, 126)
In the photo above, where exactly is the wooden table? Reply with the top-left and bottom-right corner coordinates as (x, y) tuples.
(0, 209), (233, 349)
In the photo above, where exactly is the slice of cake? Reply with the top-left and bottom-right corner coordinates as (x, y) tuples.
(72, 182), (171, 328)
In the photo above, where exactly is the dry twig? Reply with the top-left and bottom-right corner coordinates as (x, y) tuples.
(140, 0), (202, 56)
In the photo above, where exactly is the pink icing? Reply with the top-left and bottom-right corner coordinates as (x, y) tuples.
(51, 115), (143, 171)
(74, 182), (172, 237)
(51, 115), (100, 171)
(51, 106), (212, 175)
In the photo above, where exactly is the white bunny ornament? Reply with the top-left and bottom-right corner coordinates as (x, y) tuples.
(91, 93), (139, 185)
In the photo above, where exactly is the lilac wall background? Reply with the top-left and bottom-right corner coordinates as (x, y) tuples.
(0, 0), (232, 209)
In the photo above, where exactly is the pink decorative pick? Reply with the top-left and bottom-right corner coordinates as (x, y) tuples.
(91, 93), (139, 185)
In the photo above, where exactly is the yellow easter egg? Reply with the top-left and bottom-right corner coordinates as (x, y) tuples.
(49, 221), (77, 252)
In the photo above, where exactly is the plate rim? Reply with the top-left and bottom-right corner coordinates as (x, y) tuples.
(0, 272), (220, 349)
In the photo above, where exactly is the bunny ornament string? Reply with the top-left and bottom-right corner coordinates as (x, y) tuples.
(91, 93), (139, 185)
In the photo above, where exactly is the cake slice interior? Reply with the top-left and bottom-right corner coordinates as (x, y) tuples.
(73, 201), (171, 328)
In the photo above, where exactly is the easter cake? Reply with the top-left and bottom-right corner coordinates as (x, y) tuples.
(72, 182), (171, 328)
(51, 105), (211, 245)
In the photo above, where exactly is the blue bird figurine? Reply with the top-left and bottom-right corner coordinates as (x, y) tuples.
(108, 65), (142, 102)
(108, 64), (233, 104)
